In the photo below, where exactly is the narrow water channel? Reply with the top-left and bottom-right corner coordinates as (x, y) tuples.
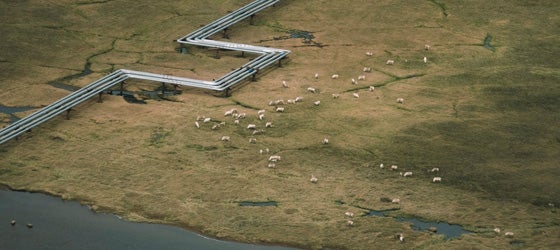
(0, 189), (297, 250)
(0, 105), (37, 123)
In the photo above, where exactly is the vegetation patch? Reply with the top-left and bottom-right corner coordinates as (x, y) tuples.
(149, 127), (172, 147)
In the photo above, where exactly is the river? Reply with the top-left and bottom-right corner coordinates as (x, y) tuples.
(0, 189), (297, 250)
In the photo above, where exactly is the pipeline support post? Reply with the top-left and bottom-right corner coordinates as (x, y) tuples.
(179, 43), (188, 54)
(251, 69), (259, 82)
(223, 28), (229, 39)
(215, 48), (221, 59)
(98, 92), (103, 103)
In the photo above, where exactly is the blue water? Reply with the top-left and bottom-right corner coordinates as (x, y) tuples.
(48, 81), (79, 92)
(0, 105), (37, 123)
(483, 34), (495, 51)
(396, 217), (470, 239)
(365, 209), (470, 239)
(239, 201), (278, 207)
(0, 189), (297, 250)
(289, 30), (314, 40)
(365, 210), (386, 217)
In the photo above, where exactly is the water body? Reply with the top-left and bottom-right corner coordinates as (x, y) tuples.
(106, 90), (147, 104)
(46, 62), (93, 92)
(483, 34), (496, 51)
(289, 30), (314, 40)
(365, 209), (471, 239)
(48, 81), (80, 92)
(0, 189), (297, 250)
(395, 217), (470, 239)
(0, 105), (37, 123)
(107, 90), (181, 104)
(239, 201), (278, 207)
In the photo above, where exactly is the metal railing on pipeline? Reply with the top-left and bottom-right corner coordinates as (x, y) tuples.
(0, 0), (289, 145)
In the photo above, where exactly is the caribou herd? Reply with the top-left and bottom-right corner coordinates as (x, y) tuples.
(189, 45), (515, 240)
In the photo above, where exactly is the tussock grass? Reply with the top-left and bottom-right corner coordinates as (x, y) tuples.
(1, 0), (560, 249)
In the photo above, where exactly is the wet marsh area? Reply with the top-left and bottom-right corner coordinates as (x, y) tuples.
(1, 0), (559, 249)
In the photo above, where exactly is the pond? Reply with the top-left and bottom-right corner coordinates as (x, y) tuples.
(483, 34), (496, 51)
(365, 209), (471, 239)
(395, 217), (470, 238)
(289, 30), (314, 40)
(0, 189), (297, 250)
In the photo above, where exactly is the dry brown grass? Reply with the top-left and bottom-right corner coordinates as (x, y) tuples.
(1, 0), (559, 249)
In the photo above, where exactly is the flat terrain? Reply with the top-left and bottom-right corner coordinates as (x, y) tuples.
(1, 0), (559, 249)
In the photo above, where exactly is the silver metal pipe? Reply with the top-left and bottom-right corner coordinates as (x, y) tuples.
(0, 0), (290, 145)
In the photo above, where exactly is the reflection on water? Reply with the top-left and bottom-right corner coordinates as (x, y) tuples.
(0, 189), (297, 250)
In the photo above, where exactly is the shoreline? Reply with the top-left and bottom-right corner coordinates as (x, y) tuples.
(0, 184), (305, 250)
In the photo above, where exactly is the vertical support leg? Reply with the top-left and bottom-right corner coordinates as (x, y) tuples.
(278, 58), (283, 67)
(223, 28), (229, 39)
(250, 14), (255, 25)
(241, 51), (245, 58)
(179, 43), (188, 54)
(98, 92), (103, 103)
(66, 109), (71, 120)
(119, 82), (124, 96)
(161, 82), (166, 95)
(252, 69), (259, 82)
(215, 49), (221, 59)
